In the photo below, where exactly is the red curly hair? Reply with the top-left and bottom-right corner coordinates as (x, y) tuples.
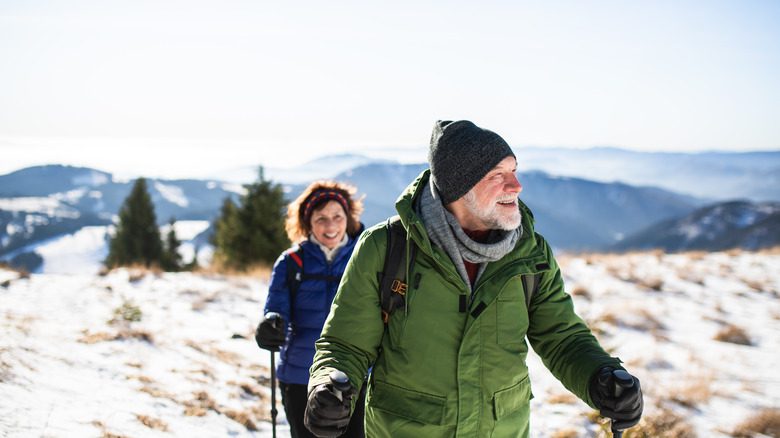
(285, 180), (364, 243)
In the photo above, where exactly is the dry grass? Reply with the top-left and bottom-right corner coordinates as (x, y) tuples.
(570, 285), (591, 300)
(596, 311), (620, 326)
(713, 324), (753, 346)
(136, 414), (169, 431)
(0, 263), (30, 279)
(139, 385), (177, 401)
(758, 245), (780, 255)
(91, 420), (131, 438)
(0, 347), (12, 383)
(79, 329), (155, 344)
(626, 309), (665, 332)
(634, 276), (664, 291)
(668, 376), (713, 408)
(631, 408), (697, 437)
(177, 389), (262, 431)
(237, 382), (269, 403)
(686, 251), (708, 261)
(223, 409), (258, 431)
(186, 340), (242, 366)
(213, 347), (241, 364)
(741, 278), (767, 293)
(109, 300), (143, 325)
(731, 408), (780, 437)
(192, 292), (220, 311)
(551, 428), (580, 438)
(588, 408), (696, 438)
(547, 392), (578, 404)
(592, 308), (664, 335)
(198, 260), (273, 281)
(127, 374), (155, 384)
(183, 390), (218, 417)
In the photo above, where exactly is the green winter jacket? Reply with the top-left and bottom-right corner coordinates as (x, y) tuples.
(310, 170), (620, 438)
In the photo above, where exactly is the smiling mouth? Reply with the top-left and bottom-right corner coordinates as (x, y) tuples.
(496, 199), (517, 207)
(323, 233), (339, 239)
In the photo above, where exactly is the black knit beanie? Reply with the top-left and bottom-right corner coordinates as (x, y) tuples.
(428, 120), (515, 204)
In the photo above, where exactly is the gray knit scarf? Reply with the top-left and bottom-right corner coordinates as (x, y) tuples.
(417, 178), (521, 290)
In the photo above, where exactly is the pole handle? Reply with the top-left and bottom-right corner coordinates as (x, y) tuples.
(329, 370), (351, 402)
(610, 369), (635, 437)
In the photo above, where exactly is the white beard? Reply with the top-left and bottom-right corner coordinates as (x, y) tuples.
(463, 190), (522, 231)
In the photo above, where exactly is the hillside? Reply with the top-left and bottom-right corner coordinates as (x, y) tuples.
(325, 163), (701, 249)
(613, 201), (780, 252)
(0, 165), (240, 270)
(1, 250), (778, 437)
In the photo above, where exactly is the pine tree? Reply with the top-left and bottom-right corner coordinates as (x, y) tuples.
(161, 218), (183, 272)
(105, 178), (163, 268)
(211, 197), (243, 266)
(211, 167), (289, 269)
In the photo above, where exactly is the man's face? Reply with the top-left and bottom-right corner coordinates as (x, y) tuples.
(462, 156), (523, 231)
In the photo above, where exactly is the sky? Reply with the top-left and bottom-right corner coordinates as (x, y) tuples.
(1, 0), (779, 179)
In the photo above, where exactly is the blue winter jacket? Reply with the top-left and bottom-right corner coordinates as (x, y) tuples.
(264, 233), (361, 385)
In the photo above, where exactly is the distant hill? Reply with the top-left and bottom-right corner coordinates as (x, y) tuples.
(310, 163), (703, 250)
(0, 165), (240, 268)
(512, 147), (780, 202)
(264, 148), (780, 203)
(612, 200), (780, 252)
(3, 152), (776, 272)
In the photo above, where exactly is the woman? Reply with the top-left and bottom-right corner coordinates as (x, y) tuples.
(255, 180), (365, 438)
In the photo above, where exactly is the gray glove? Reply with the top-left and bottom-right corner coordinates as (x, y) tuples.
(304, 371), (354, 437)
(589, 367), (643, 430)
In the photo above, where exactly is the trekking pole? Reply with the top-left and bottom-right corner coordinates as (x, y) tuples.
(608, 369), (635, 438)
(270, 350), (278, 438)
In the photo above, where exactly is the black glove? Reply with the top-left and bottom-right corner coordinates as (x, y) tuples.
(589, 367), (643, 430)
(254, 312), (285, 351)
(304, 371), (354, 437)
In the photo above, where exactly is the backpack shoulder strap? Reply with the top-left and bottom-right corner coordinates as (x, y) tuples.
(285, 246), (304, 322)
(378, 216), (416, 324)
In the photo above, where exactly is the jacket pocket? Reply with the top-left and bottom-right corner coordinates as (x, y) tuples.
(492, 375), (532, 420)
(496, 277), (529, 346)
(369, 380), (447, 425)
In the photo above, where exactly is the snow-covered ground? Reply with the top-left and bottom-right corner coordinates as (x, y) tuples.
(1, 250), (778, 437)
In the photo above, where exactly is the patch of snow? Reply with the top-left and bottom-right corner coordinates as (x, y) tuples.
(5, 222), (24, 237)
(72, 170), (110, 187)
(0, 197), (79, 218)
(221, 183), (247, 195)
(53, 188), (87, 204)
(160, 220), (211, 242)
(734, 209), (758, 228)
(36, 226), (110, 274)
(0, 269), (281, 437)
(23, 214), (50, 235)
(680, 222), (702, 240)
(1, 251), (778, 437)
(154, 182), (189, 208)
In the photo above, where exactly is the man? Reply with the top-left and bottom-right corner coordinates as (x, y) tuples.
(304, 120), (643, 437)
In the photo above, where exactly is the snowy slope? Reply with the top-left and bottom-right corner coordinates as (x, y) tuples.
(3, 220), (211, 275)
(1, 250), (778, 437)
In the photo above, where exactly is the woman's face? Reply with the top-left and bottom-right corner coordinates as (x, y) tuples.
(309, 200), (348, 249)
